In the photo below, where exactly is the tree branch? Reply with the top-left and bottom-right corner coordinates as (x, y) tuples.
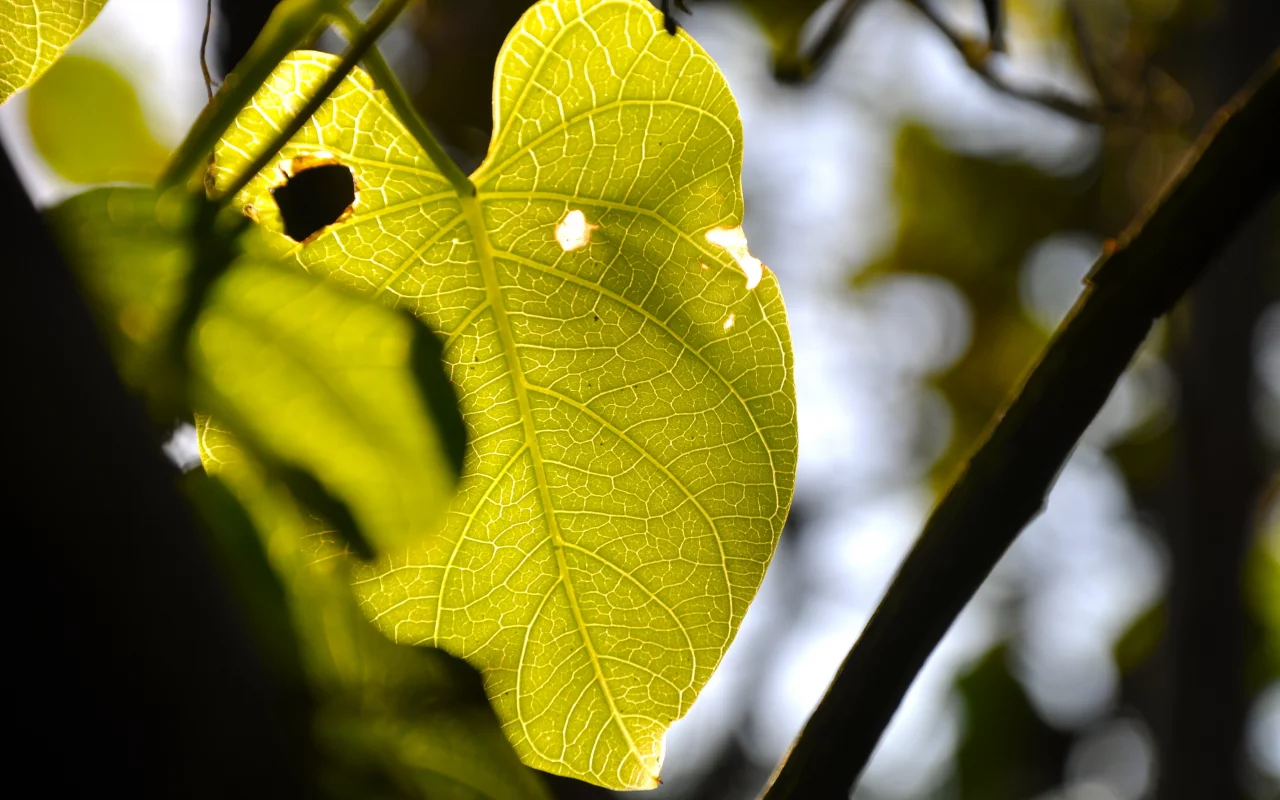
(776, 0), (872, 83)
(784, 0), (1101, 124)
(759, 49), (1280, 800)
(900, 0), (1102, 123)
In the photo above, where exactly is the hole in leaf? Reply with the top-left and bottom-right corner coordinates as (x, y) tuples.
(271, 160), (356, 242)
(555, 208), (596, 251)
(705, 225), (764, 290)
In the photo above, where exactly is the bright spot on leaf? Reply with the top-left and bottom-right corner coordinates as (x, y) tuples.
(555, 208), (596, 251)
(723, 313), (736, 330)
(705, 226), (764, 289)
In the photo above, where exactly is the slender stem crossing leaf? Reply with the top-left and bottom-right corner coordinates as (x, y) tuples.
(214, 0), (798, 788)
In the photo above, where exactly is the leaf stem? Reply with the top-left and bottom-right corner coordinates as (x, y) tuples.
(159, 0), (337, 191)
(759, 49), (1280, 800)
(214, 0), (419, 205)
(328, 5), (475, 197)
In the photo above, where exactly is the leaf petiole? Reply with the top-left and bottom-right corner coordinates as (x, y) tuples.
(159, 0), (341, 191)
(328, 5), (475, 197)
(214, 0), (420, 205)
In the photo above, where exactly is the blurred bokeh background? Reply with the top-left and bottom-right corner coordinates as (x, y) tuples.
(4, 1), (1276, 798)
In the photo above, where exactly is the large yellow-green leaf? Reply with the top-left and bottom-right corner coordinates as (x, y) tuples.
(214, 0), (796, 788)
(49, 187), (464, 556)
(1, 0), (107, 103)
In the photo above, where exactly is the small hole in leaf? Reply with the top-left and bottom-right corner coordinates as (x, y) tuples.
(271, 160), (356, 242)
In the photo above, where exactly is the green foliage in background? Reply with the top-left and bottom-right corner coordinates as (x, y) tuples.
(27, 55), (169, 184)
(857, 125), (1093, 480)
(733, 0), (826, 76)
(952, 645), (1071, 799)
(0, 0), (107, 102)
(196, 420), (552, 800)
(213, 0), (796, 787)
(49, 187), (465, 557)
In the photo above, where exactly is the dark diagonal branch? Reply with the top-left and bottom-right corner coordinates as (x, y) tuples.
(760, 49), (1280, 800)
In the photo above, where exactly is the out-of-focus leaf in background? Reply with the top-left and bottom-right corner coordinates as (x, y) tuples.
(1247, 493), (1280, 685)
(732, 0), (827, 78)
(47, 186), (191, 413)
(190, 261), (464, 556)
(0, 0), (108, 103)
(26, 55), (169, 184)
(952, 644), (1071, 799)
(856, 124), (1094, 480)
(198, 419), (553, 800)
(48, 187), (466, 557)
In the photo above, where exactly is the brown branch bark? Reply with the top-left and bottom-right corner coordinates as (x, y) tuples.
(759, 48), (1280, 800)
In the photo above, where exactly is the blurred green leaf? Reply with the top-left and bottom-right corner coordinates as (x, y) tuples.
(49, 187), (466, 556)
(858, 125), (1093, 479)
(1246, 496), (1280, 682)
(47, 186), (192, 415)
(182, 468), (313, 696)
(953, 644), (1072, 799)
(0, 0), (107, 103)
(1113, 601), (1166, 673)
(734, 0), (827, 77)
(198, 419), (553, 800)
(27, 55), (169, 184)
(190, 259), (464, 554)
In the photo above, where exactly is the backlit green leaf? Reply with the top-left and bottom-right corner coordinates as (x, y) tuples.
(197, 420), (553, 800)
(27, 55), (169, 184)
(734, 0), (827, 77)
(214, 0), (797, 788)
(47, 187), (191, 411)
(1, 0), (107, 103)
(190, 259), (462, 555)
(49, 187), (464, 556)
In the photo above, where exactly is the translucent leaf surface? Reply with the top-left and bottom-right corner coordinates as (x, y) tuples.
(1, 0), (107, 103)
(196, 421), (553, 800)
(27, 55), (169, 184)
(49, 187), (464, 555)
(215, 0), (797, 788)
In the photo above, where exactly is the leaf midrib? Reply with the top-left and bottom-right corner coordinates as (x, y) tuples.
(457, 187), (656, 782)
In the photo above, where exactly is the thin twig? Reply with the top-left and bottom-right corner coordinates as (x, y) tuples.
(981, 0), (1005, 53)
(215, 0), (418, 204)
(201, 0), (216, 100)
(160, 0), (330, 190)
(783, 0), (1102, 122)
(759, 50), (1280, 800)
(327, 6), (474, 197)
(1064, 0), (1127, 116)
(778, 0), (873, 83)
(903, 0), (1103, 123)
